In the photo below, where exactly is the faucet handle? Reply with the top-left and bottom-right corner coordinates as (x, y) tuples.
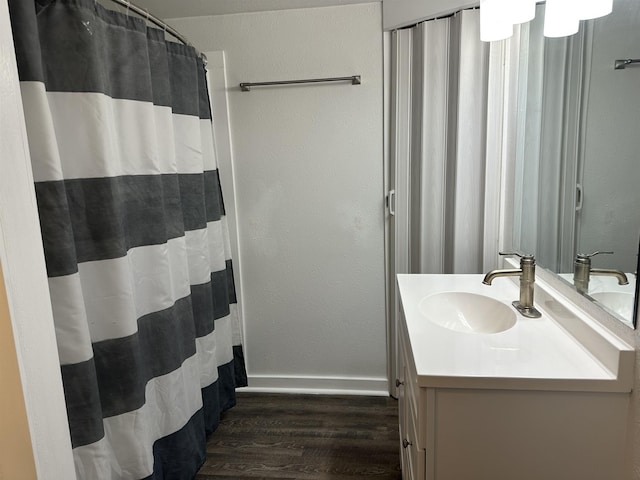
(499, 252), (535, 266)
(576, 251), (614, 265)
(577, 251), (614, 260)
(499, 252), (534, 260)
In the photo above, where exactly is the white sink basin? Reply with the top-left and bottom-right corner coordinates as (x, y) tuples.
(418, 292), (517, 334)
(590, 292), (634, 321)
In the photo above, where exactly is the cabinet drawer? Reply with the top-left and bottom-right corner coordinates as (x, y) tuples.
(402, 400), (426, 480)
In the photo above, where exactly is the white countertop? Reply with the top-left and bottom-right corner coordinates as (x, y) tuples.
(397, 274), (634, 392)
(557, 272), (636, 326)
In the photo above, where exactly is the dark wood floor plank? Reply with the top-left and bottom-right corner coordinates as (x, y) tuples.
(198, 461), (399, 479)
(196, 392), (401, 480)
(206, 439), (305, 457)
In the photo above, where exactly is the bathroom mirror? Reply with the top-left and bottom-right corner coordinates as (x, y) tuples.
(512, 0), (639, 328)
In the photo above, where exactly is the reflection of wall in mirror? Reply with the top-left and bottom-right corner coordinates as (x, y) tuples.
(578, 0), (640, 272)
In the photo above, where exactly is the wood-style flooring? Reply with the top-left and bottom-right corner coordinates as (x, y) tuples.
(196, 392), (402, 480)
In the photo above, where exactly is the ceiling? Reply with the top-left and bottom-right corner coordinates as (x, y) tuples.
(128, 0), (379, 19)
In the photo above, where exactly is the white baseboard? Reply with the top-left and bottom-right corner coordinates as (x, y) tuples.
(238, 375), (390, 396)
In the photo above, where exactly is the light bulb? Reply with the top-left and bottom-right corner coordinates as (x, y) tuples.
(573, 0), (613, 20)
(480, 0), (514, 42)
(544, 0), (580, 37)
(509, 0), (536, 25)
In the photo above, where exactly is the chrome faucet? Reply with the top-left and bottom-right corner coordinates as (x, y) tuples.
(483, 252), (542, 318)
(573, 251), (629, 295)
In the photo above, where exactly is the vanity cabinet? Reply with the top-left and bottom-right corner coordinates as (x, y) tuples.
(397, 304), (631, 480)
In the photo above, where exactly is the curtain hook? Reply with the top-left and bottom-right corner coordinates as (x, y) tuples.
(125, 0), (130, 16)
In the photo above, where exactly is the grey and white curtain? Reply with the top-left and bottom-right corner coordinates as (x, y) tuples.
(512, 5), (585, 273)
(390, 9), (512, 275)
(8, 0), (247, 478)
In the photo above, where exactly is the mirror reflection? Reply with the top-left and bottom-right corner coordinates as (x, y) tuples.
(512, 0), (639, 328)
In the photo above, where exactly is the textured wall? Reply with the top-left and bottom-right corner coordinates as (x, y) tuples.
(169, 3), (387, 393)
(0, 0), (76, 476)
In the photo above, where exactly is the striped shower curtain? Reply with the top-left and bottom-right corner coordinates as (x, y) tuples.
(8, 0), (247, 478)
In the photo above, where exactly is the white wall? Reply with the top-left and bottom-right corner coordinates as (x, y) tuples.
(382, 0), (477, 30)
(133, 0), (376, 18)
(169, 3), (388, 394)
(578, 0), (640, 272)
(0, 2), (76, 478)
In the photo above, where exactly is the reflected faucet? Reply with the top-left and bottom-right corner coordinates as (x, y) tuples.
(573, 251), (629, 295)
(483, 252), (542, 318)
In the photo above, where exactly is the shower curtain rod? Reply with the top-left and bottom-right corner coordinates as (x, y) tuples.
(105, 0), (205, 61)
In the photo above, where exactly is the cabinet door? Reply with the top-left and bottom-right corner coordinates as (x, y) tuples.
(398, 320), (427, 479)
(402, 400), (426, 480)
(396, 311), (408, 475)
(398, 366), (411, 478)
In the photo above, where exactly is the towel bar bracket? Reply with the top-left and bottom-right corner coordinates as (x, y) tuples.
(614, 59), (640, 70)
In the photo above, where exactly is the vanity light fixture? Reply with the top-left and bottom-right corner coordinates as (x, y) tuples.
(480, 0), (613, 42)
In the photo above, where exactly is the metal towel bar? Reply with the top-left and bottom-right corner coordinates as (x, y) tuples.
(240, 75), (361, 92)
